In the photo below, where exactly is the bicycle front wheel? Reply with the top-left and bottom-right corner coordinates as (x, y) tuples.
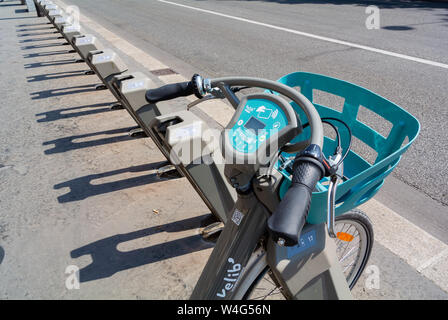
(334, 209), (374, 289)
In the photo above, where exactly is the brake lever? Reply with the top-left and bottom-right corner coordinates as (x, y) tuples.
(186, 88), (225, 110)
(327, 175), (339, 238)
(326, 152), (344, 238)
(187, 95), (217, 110)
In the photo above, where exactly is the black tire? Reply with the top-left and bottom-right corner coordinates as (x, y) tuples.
(334, 209), (374, 289)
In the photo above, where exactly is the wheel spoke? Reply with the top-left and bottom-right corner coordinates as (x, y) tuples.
(339, 246), (359, 263)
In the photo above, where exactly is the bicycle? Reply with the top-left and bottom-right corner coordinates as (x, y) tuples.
(144, 72), (419, 299)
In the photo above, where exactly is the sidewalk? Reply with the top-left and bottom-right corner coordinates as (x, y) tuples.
(0, 1), (214, 299)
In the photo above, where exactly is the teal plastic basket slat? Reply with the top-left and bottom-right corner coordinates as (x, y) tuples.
(276, 72), (420, 224)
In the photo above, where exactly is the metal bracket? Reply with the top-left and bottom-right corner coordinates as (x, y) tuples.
(156, 164), (183, 179)
(128, 127), (147, 138)
(187, 95), (217, 110)
(186, 88), (225, 110)
(327, 175), (339, 238)
(95, 84), (107, 91)
(326, 153), (344, 238)
(110, 102), (124, 110)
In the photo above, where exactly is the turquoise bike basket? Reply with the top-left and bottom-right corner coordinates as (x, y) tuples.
(276, 72), (420, 224)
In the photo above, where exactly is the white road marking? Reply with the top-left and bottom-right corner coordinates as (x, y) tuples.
(417, 248), (448, 273)
(55, 0), (448, 293)
(158, 0), (448, 70)
(360, 199), (448, 292)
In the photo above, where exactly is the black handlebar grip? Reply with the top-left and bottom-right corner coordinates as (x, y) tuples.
(145, 81), (195, 104)
(267, 156), (324, 246)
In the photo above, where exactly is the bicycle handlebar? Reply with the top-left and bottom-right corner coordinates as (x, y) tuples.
(145, 81), (194, 104)
(145, 74), (326, 246)
(267, 145), (325, 246)
(145, 74), (203, 104)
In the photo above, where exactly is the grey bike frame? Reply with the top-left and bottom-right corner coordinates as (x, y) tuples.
(190, 190), (270, 299)
(190, 77), (351, 299)
(190, 188), (352, 300)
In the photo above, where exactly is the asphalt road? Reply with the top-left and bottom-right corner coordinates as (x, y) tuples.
(60, 0), (448, 207)
(1, 0), (447, 300)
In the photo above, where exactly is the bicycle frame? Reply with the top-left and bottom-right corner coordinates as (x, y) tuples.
(191, 187), (352, 300)
(187, 76), (351, 299)
(191, 190), (268, 299)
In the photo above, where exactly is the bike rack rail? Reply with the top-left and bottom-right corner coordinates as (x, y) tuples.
(72, 34), (103, 61)
(31, 0), (246, 223)
(148, 111), (236, 223)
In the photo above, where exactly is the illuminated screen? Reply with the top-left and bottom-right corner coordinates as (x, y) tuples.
(243, 117), (266, 135)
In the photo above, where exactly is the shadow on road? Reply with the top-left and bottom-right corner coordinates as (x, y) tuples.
(17, 26), (55, 32)
(43, 126), (140, 155)
(382, 25), (414, 30)
(0, 16), (36, 21)
(30, 84), (99, 99)
(71, 214), (215, 282)
(19, 36), (63, 43)
(205, 0), (448, 10)
(382, 18), (448, 30)
(25, 58), (78, 69)
(0, 246), (4, 265)
(24, 50), (77, 58)
(54, 161), (180, 203)
(36, 102), (114, 122)
(17, 31), (59, 37)
(16, 22), (51, 27)
(27, 70), (88, 81)
(0, 2), (21, 7)
(21, 43), (66, 50)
